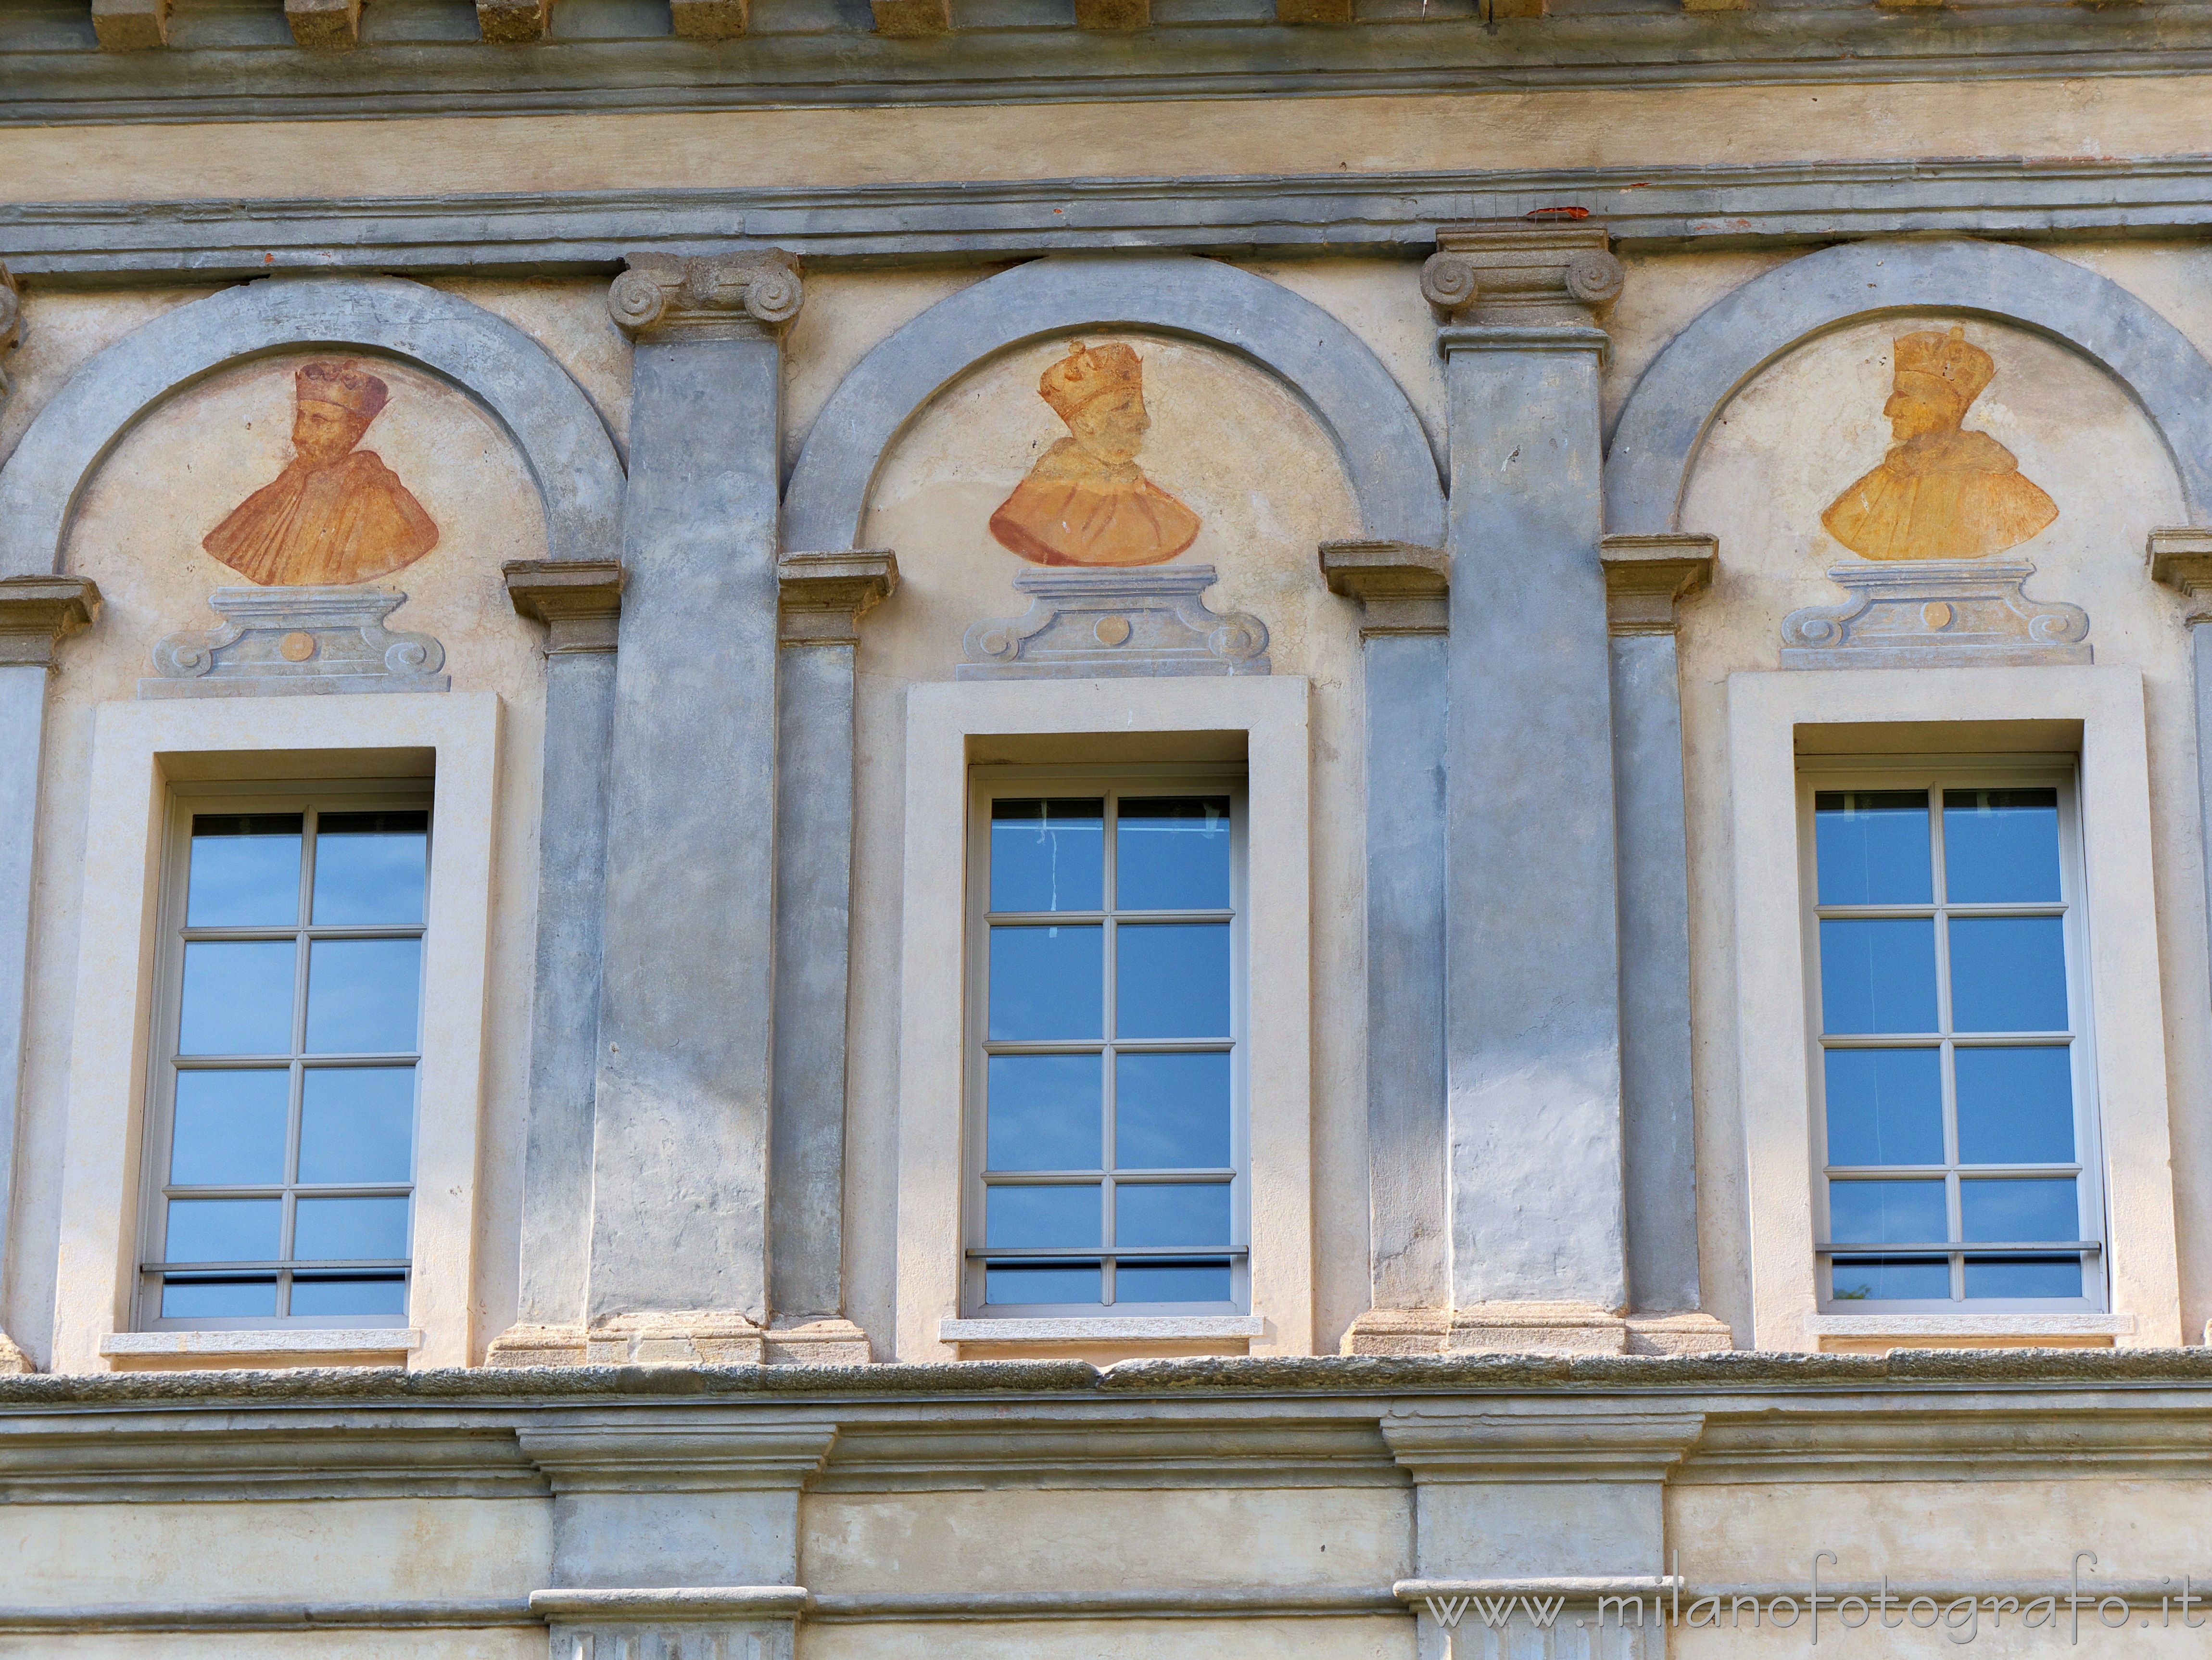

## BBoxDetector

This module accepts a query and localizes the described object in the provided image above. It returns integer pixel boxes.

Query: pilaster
[581,253,800,1364]
[0,575,97,1376]
[1429,220,1633,1348]
[1601,536,1727,1346]
[768,551,897,1365]
[491,561,625,1368]
[1321,542,1453,1342]
[2150,527,2212,1008]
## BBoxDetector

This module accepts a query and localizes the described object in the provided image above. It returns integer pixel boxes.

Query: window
[139,787,430,1329]
[965,769,1246,1316]
[1806,763,2103,1310]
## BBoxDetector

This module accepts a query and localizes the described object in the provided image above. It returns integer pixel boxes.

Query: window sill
[940,1316,1263,1345]
[1806,1313,2133,1338]
[102,1328,424,1359]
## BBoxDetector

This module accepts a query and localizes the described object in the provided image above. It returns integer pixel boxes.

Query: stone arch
[0,275,623,576]
[1605,239,2212,533]
[782,253,1446,552]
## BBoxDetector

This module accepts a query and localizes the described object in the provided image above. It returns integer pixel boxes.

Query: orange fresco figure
[202,359,440,586]
[989,340,1202,568]
[1820,325,2059,562]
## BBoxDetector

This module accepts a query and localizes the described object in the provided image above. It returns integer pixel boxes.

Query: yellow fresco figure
[1820,325,2059,561]
[202,358,440,586]
[989,340,1202,568]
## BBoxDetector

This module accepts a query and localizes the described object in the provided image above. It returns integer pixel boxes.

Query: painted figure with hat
[989,340,1202,568]
[1821,325,2059,562]
[202,358,439,587]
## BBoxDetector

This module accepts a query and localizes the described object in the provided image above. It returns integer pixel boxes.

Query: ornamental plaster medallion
[988,339,1201,569]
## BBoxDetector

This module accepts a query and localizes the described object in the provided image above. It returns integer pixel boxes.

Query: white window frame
[1797,756,2108,1316]
[136,779,434,1332]
[894,676,1312,1360]
[51,693,501,1374]
[962,764,1250,1318]
[1728,666,2182,1351]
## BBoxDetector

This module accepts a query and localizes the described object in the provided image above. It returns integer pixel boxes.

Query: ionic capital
[1422,219,1624,330]
[0,575,100,669]
[505,559,626,654]
[1600,533,1716,636]
[778,550,898,646]
[1319,539,1450,637]
[608,252,805,342]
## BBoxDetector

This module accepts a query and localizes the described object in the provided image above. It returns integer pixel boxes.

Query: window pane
[186,814,302,927]
[1960,1177,2077,1243]
[290,1274,409,1316]
[1827,1178,1947,1245]
[294,1195,412,1261]
[161,1275,277,1318]
[1818,919,1937,1035]
[1822,1048,1942,1166]
[1116,922,1231,1040]
[1115,797,1231,911]
[987,925,1102,1041]
[165,1197,280,1263]
[1964,1255,2083,1299]
[312,811,429,926]
[986,1054,1102,1172]
[984,1183,1101,1248]
[985,1262,1100,1305]
[1115,1181,1232,1248]
[1115,1051,1232,1169]
[1956,1047,2075,1164]
[170,1070,290,1186]
[1948,917,2068,1033]
[1830,1256,1949,1301]
[1943,789,2061,904]
[1115,1259,1233,1303]
[298,1067,416,1184]
[304,938,422,1054]
[990,799,1103,913]
[1814,791,1931,906]
[178,940,296,1056]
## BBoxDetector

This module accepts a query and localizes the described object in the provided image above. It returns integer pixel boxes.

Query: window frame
[1797,753,2109,1316]
[136,777,433,1332]
[961,762,1251,1318]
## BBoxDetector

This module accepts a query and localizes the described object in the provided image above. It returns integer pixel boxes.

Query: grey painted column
[1426,222,1633,1349]
[0,575,99,1375]
[2149,529,2212,1004]
[1319,541,1453,1349]
[490,561,625,1364]
[768,550,895,1365]
[1599,535,1714,1319]
[582,252,804,1362]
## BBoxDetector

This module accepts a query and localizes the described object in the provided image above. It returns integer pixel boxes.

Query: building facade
[2,1,2212,1652]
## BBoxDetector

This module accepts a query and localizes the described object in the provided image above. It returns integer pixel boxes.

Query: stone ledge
[531,1588,811,1620]
[940,1316,1265,1344]
[1808,1313,2136,1337]
[100,1329,423,1356]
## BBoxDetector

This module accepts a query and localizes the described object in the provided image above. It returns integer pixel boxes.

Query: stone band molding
[783,252,1445,557]
[505,558,626,653]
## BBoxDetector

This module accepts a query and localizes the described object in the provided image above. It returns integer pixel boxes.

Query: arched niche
[783,253,1446,554]
[1605,239,2212,535]
[0,276,623,577]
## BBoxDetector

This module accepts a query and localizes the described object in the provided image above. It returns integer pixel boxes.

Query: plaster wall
[0,78,2200,205]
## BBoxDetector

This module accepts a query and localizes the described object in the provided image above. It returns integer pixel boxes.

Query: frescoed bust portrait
[1820,325,2059,562]
[988,340,1202,568]
[202,358,440,586]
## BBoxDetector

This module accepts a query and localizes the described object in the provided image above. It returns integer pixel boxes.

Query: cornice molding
[515,1421,839,1492]
[777,550,897,646]
[607,250,803,341]
[8,6,2212,126]
[1600,532,1717,635]
[504,558,625,654]
[1381,1406,1708,1483]
[1319,539,1450,638]
[0,575,99,668]
[13,158,2212,284]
